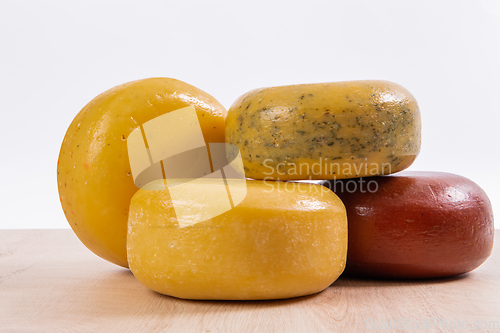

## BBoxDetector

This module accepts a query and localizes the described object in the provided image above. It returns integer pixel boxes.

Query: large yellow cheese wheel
[57,78,226,268]
[226,80,421,180]
[127,180,347,300]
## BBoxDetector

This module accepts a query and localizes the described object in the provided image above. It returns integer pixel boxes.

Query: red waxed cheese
[321,171,494,279]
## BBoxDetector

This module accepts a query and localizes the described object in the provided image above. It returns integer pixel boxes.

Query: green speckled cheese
[226,80,421,180]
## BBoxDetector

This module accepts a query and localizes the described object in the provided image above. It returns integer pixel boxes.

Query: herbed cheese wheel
[127,180,347,300]
[321,172,495,279]
[57,78,226,268]
[226,80,421,180]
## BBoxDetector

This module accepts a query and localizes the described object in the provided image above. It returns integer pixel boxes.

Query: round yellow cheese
[57,78,226,268]
[127,180,347,300]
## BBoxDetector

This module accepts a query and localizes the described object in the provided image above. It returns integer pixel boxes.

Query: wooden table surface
[1,230,499,333]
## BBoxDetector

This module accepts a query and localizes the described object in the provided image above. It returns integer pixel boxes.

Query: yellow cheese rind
[57,78,227,268]
[127,180,347,300]
[225,80,421,180]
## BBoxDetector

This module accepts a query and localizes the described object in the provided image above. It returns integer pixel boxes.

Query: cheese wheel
[321,172,495,279]
[226,80,421,180]
[57,78,226,268]
[127,180,347,300]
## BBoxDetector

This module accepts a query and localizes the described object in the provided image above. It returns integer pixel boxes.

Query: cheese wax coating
[226,80,421,180]
[58,78,226,268]
[127,180,347,300]
[322,172,495,279]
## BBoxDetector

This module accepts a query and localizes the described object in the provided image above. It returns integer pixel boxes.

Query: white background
[0,0,499,228]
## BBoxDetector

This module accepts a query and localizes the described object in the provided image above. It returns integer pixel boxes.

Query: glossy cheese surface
[226,80,421,180]
[322,172,495,279]
[57,78,226,268]
[127,180,347,300]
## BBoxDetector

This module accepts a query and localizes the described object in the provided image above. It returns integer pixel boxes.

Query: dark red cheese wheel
[321,171,494,279]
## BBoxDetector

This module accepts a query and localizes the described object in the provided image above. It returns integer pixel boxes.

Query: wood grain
[0,230,499,333]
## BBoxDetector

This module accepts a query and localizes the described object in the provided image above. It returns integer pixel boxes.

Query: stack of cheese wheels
[58,78,348,300]
[226,80,494,279]
[59,78,494,302]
